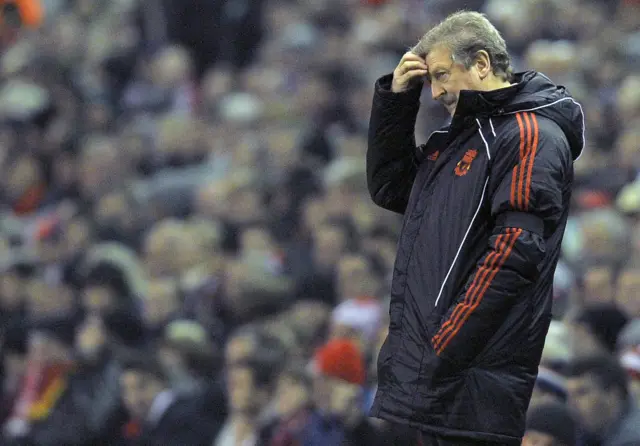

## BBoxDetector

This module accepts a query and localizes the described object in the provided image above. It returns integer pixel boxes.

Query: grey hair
[411,11,513,82]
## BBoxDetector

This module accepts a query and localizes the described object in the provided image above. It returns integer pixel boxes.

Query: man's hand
[391,52,428,93]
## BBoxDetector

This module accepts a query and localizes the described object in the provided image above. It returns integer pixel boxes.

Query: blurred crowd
[0,0,639,445]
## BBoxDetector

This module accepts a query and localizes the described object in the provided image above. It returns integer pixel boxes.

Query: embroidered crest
[454,149,478,176]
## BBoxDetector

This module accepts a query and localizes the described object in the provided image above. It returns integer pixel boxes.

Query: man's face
[143,280,179,327]
[0,272,22,309]
[314,226,347,268]
[274,375,309,417]
[225,335,255,367]
[120,370,159,419]
[522,430,557,446]
[226,365,260,414]
[567,374,619,434]
[82,285,116,313]
[76,316,107,358]
[425,46,483,116]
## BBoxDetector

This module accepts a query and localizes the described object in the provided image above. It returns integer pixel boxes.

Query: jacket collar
[453,72,533,119]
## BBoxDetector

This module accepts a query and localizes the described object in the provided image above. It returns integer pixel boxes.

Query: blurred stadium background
[0,0,639,445]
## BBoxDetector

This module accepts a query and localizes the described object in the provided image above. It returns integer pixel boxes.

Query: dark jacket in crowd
[367,71,585,444]
[14,353,126,446]
[302,411,381,446]
[131,394,216,446]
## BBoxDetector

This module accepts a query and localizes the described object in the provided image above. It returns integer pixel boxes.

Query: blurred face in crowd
[337,255,374,301]
[120,370,165,419]
[522,430,558,446]
[143,280,180,328]
[615,270,640,317]
[241,227,274,255]
[0,271,23,310]
[195,182,229,220]
[26,278,75,318]
[302,198,327,233]
[567,322,608,357]
[76,315,107,359]
[83,285,117,313]
[78,138,122,201]
[313,225,347,270]
[226,364,268,415]
[274,374,310,418]
[94,192,136,233]
[5,156,42,200]
[225,333,256,367]
[143,223,186,277]
[567,373,623,435]
[226,188,265,225]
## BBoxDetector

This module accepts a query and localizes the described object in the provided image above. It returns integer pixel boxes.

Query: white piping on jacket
[502,96,586,161]
[489,118,497,137]
[434,125,491,307]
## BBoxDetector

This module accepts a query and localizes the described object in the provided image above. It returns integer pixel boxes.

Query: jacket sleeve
[430,113,572,364]
[366,73,423,214]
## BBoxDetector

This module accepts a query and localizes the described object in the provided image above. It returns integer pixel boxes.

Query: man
[522,402,578,446]
[119,354,216,446]
[367,11,585,446]
[566,355,640,446]
[216,354,275,446]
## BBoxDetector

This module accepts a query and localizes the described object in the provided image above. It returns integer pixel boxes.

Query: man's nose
[431,83,445,101]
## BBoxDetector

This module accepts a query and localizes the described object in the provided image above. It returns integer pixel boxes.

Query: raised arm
[366,52,428,214]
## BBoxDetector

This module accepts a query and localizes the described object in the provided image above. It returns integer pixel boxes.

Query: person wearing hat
[306,338,382,446]
[523,402,578,446]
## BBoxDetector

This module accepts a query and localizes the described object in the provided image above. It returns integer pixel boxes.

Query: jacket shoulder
[492,113,571,161]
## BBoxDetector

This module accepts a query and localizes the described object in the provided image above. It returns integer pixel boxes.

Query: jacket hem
[370,407,522,446]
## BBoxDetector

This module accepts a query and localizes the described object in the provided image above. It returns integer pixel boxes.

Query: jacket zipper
[434,121,492,307]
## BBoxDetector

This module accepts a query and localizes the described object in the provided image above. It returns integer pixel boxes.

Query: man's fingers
[396,69,428,85]
[399,52,427,65]
[396,60,428,75]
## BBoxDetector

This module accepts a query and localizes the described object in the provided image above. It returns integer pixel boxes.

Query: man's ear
[474,50,492,80]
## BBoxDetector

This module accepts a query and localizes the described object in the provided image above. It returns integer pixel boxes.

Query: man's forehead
[425,46,453,69]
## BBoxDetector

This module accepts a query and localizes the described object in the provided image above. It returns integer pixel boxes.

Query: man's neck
[485,78,513,91]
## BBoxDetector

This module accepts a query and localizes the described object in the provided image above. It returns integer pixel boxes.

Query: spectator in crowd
[566,355,640,446]
[306,338,379,446]
[523,402,578,446]
[257,362,314,445]
[6,312,139,446]
[217,353,277,446]
[119,353,217,446]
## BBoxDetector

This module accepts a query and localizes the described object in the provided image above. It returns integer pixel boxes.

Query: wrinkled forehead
[424,45,454,70]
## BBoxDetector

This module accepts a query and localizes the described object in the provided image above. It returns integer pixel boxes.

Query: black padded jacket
[367,71,585,445]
